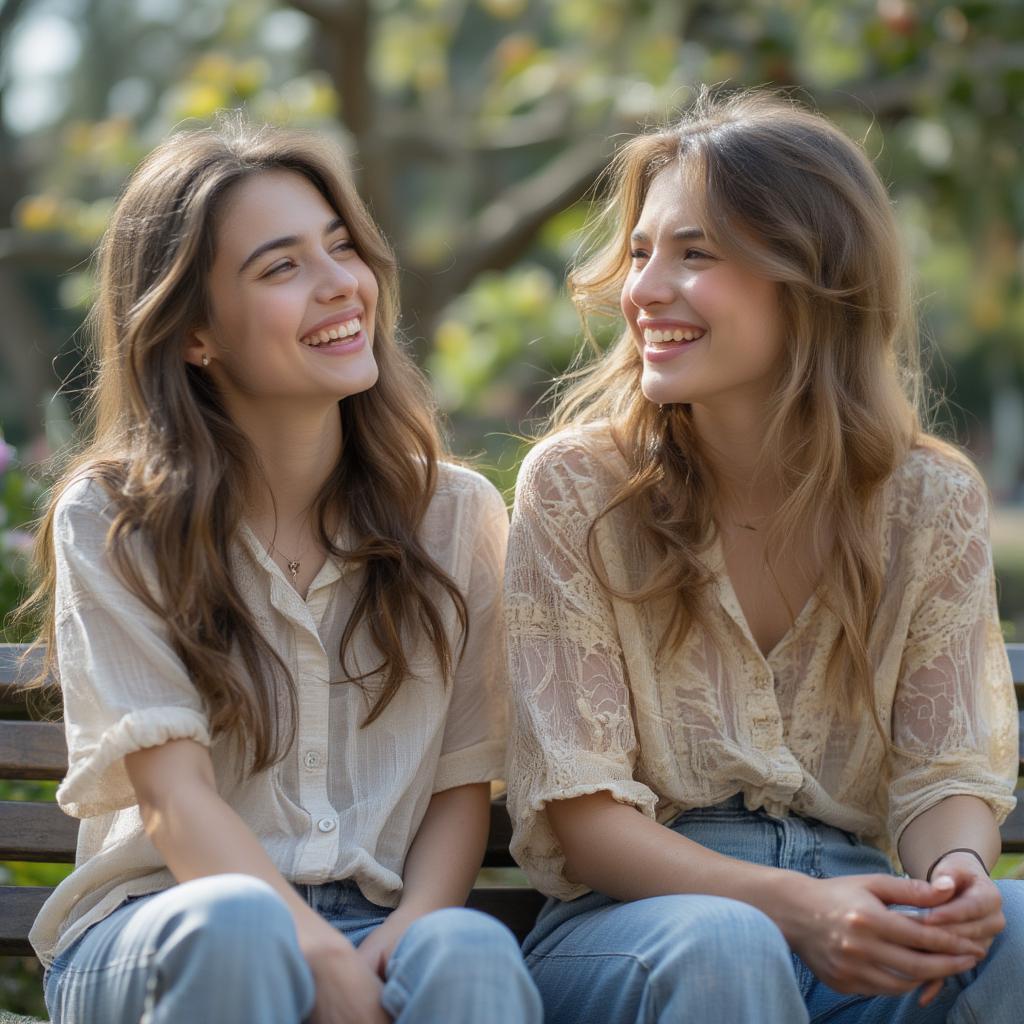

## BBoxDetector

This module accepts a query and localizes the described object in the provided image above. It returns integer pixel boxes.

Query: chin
[641,370,692,407]
[340,360,379,399]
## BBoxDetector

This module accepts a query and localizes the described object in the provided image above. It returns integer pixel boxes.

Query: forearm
[548,792,813,943]
[127,742,340,949]
[897,794,1001,880]
[395,782,491,916]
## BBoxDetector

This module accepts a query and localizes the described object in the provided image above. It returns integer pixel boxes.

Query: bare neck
[233,399,343,530]
[690,400,781,519]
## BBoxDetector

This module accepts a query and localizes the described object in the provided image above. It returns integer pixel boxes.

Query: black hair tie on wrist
[925,847,989,883]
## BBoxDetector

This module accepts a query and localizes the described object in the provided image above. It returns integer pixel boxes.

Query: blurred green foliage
[0,440,40,643]
[4,0,1024,468]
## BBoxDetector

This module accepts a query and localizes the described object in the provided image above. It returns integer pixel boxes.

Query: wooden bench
[3,642,1024,961]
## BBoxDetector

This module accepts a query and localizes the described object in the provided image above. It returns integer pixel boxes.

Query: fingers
[865,874,955,909]
[924,884,1002,929]
[939,915,1002,947]
[874,908,987,959]
[871,941,978,983]
[918,978,943,1007]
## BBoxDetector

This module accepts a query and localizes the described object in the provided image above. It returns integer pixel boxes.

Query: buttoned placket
[706,540,804,798]
[242,525,348,880]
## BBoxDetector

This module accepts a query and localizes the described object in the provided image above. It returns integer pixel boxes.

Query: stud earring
[201,353,210,367]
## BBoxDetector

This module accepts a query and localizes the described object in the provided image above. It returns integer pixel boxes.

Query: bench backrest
[2,642,1023,955]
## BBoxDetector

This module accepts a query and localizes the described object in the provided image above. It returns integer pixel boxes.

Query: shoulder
[429,461,508,541]
[516,423,625,504]
[52,472,121,544]
[434,461,506,515]
[887,442,989,533]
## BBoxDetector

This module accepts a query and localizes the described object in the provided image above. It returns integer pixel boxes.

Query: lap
[45,875,312,1024]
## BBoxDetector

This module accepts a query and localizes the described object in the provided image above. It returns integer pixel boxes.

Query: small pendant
[287,560,300,578]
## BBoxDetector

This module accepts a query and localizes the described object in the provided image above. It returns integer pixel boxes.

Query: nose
[314,252,359,302]
[626,253,674,310]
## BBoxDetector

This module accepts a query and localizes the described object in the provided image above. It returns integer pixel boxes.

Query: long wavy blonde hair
[550,87,960,718]
[18,117,466,771]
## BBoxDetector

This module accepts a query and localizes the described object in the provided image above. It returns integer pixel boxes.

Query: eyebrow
[238,216,348,274]
[630,226,705,243]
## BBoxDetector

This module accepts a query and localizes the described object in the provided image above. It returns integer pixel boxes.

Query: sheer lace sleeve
[505,434,657,898]
[888,465,1018,847]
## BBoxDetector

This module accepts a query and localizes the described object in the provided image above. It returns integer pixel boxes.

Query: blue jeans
[523,795,1024,1023]
[44,873,542,1024]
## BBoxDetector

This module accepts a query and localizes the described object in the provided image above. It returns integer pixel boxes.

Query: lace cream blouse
[505,426,1018,900]
[31,463,508,966]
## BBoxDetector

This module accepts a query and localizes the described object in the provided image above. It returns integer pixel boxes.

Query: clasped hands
[788,851,1003,1007]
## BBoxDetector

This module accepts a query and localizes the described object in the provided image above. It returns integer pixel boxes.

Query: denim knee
[386,908,542,1023]
[44,874,315,1024]
[157,874,295,953]
[644,894,792,972]
[392,907,523,970]
[986,879,1024,968]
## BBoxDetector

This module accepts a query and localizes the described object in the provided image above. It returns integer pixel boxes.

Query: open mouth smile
[300,316,363,347]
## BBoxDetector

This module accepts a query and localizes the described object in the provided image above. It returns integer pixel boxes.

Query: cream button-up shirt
[505,427,1018,900]
[31,463,508,966]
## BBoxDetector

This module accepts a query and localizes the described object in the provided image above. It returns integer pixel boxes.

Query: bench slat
[0,797,514,869]
[0,886,50,956]
[0,801,77,862]
[0,884,544,956]
[468,887,546,942]
[998,799,1024,854]
[0,721,67,780]
[1009,644,1024,685]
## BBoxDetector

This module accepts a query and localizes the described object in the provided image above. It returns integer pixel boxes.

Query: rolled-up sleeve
[888,468,1018,848]
[505,437,657,899]
[53,479,210,819]
[432,475,509,792]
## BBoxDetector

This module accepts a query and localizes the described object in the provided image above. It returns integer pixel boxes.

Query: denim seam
[382,970,413,1018]
[527,950,652,969]
[951,991,983,1024]
[808,993,863,1023]
[49,950,153,976]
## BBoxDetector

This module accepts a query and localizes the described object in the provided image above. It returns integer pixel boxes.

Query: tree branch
[283,0,354,29]
[440,135,612,299]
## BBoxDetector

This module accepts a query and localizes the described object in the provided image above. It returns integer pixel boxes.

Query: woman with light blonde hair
[20,117,541,1024]
[505,87,1022,1023]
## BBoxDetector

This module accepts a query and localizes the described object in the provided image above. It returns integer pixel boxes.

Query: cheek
[620,284,639,335]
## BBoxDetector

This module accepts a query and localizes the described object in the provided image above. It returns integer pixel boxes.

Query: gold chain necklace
[261,534,308,580]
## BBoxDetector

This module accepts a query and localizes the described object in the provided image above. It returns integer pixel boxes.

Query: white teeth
[301,318,362,346]
[643,326,704,345]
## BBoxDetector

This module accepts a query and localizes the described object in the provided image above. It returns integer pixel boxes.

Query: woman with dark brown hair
[21,117,540,1024]
[505,88,1022,1023]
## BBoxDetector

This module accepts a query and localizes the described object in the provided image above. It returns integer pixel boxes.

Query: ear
[183,327,213,368]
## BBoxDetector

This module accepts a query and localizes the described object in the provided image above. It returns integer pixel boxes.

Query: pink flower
[0,441,14,476]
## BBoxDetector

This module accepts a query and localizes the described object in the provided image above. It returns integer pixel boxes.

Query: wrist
[749,868,817,944]
[295,909,354,960]
[926,848,989,882]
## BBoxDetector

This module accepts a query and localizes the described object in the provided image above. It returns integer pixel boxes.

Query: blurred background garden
[1,0,1023,1014]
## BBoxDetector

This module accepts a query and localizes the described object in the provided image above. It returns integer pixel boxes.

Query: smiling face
[621,163,785,411]
[190,169,380,416]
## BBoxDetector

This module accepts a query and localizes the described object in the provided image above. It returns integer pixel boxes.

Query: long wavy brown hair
[549,87,964,720]
[18,116,467,771]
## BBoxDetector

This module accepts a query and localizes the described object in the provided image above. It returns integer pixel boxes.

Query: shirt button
[317,817,337,834]
[303,750,322,770]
